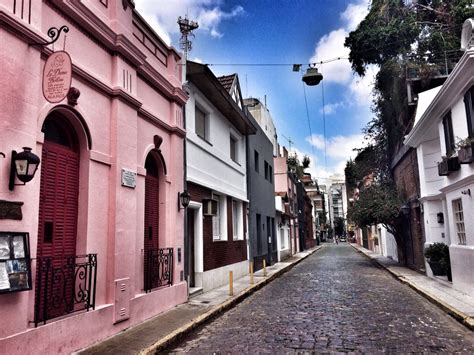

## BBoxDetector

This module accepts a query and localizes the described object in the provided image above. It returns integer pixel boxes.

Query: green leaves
[347,182,402,228]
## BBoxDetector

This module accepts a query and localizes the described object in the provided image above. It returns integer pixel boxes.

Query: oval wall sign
[42,51,72,103]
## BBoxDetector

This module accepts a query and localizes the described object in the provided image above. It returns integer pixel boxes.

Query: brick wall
[392,148,425,270]
[188,182,247,272]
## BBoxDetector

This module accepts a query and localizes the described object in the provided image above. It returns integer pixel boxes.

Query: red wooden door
[144,157,160,290]
[36,140,79,320]
[38,142,79,258]
[144,173,159,251]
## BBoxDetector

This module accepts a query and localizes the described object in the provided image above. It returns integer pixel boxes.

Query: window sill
[197,135,213,146]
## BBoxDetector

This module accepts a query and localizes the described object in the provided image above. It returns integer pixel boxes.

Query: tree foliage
[347,183,402,235]
[345,0,473,76]
[287,153,310,179]
[344,0,473,264]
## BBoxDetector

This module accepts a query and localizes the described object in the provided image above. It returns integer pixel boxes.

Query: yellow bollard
[249,261,254,285]
[229,271,233,296]
[263,259,267,277]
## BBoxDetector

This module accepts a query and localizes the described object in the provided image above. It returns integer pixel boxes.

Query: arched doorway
[144,152,160,252]
[36,110,80,322]
[144,152,160,291]
[142,149,172,292]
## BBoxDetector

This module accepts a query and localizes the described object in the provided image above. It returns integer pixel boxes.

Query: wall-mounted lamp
[461,188,471,196]
[278,222,283,228]
[436,212,444,224]
[178,190,191,211]
[9,147,40,191]
[400,203,410,217]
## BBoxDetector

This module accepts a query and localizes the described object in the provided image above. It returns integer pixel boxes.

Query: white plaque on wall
[121,169,137,188]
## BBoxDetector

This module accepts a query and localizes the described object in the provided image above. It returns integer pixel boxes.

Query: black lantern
[9,147,41,191]
[178,190,191,211]
[400,203,410,217]
[302,67,323,86]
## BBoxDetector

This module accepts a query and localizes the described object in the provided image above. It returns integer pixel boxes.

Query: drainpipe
[182,65,189,294]
[245,133,251,264]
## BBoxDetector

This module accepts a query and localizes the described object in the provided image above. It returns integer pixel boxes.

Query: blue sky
[135,0,377,183]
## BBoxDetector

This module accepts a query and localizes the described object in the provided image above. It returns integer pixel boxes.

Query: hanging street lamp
[302,67,323,86]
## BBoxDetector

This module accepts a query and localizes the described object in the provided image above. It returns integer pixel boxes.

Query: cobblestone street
[168,244,474,353]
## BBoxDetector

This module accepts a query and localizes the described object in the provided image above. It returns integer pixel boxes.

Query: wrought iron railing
[34,254,97,327]
[144,248,173,292]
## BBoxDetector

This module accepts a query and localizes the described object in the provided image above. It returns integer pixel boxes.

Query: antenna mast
[177,15,199,59]
[281,134,294,153]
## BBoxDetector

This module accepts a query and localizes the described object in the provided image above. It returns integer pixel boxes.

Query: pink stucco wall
[0,1,187,352]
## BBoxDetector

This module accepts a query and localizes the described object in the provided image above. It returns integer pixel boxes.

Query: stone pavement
[351,243,474,330]
[76,245,322,355]
[168,243,474,353]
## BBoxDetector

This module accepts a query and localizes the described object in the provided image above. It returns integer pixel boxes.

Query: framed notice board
[0,232,32,293]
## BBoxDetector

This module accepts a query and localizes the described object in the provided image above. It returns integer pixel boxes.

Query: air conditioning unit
[203,199,218,216]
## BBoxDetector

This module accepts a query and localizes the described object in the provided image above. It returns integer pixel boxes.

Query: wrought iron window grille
[33,254,97,327]
[143,248,173,293]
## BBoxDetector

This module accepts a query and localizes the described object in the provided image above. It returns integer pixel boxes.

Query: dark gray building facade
[246,114,277,270]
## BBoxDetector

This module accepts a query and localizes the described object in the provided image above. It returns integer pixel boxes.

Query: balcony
[34,254,97,327]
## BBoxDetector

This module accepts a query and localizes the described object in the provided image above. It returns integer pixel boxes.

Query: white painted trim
[188,201,204,276]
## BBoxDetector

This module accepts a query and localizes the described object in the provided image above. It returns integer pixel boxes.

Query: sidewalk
[351,243,474,331]
[76,245,324,355]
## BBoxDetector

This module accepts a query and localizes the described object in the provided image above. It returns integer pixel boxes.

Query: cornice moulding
[0,8,45,47]
[138,108,186,138]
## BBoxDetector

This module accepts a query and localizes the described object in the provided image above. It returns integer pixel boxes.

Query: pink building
[274,147,299,256]
[0,1,187,353]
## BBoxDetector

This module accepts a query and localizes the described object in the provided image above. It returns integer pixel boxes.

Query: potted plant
[424,243,451,279]
[437,155,461,176]
[456,137,474,164]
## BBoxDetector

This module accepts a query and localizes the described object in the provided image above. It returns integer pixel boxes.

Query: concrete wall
[0,1,187,352]
[247,120,277,266]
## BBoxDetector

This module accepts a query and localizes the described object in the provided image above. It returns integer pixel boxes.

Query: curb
[139,245,324,354]
[350,244,474,331]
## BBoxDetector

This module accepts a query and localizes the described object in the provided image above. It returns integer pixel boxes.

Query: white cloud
[192,57,204,64]
[321,101,345,115]
[310,29,352,85]
[341,1,370,31]
[306,133,367,160]
[349,64,378,103]
[307,0,377,111]
[305,134,325,150]
[134,0,244,46]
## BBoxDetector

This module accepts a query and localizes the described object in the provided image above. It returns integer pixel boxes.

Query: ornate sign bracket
[30,26,69,47]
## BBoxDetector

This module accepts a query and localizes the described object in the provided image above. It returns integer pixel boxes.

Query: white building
[244,97,278,157]
[185,62,257,292]
[404,18,474,295]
